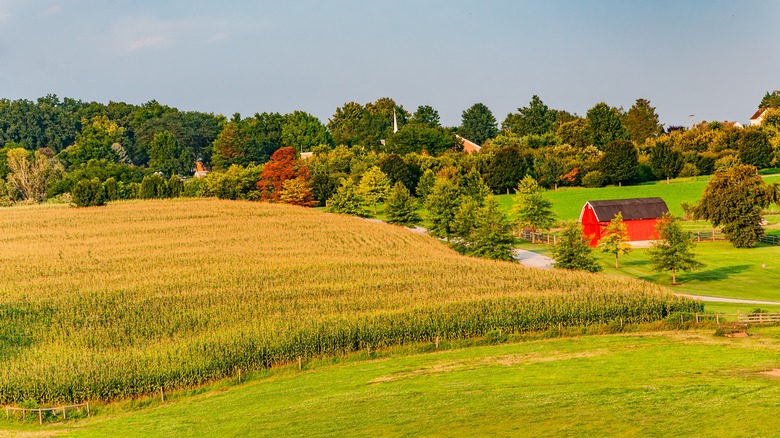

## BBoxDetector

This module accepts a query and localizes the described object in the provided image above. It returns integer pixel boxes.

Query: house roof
[582,197,669,222]
[750,108,767,121]
[455,135,482,153]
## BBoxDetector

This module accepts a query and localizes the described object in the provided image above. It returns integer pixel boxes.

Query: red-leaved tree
[256,147,315,205]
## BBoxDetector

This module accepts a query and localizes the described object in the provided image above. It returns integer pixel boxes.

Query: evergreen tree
[597,212,632,268]
[622,98,663,144]
[552,222,601,272]
[425,177,462,240]
[459,103,498,145]
[385,181,420,226]
[451,196,514,261]
[416,168,436,198]
[648,213,703,284]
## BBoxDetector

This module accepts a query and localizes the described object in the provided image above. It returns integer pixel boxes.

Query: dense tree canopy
[586,103,628,149]
[502,95,556,136]
[692,164,774,248]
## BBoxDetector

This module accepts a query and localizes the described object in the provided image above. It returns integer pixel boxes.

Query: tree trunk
[671,270,677,285]
[615,254,619,269]
[373,202,377,216]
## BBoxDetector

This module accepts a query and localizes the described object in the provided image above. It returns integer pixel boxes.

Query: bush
[71,178,106,207]
[167,175,184,198]
[103,177,119,201]
[581,170,607,188]
[140,174,167,199]
[182,177,210,198]
[678,163,700,178]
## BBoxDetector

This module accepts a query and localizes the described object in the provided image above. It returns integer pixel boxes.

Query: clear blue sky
[0,0,777,128]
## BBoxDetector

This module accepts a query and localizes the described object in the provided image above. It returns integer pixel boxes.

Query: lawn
[498,174,780,222]
[6,328,780,437]
[517,241,780,306]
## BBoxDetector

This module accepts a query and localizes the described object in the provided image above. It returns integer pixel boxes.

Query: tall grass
[0,199,699,403]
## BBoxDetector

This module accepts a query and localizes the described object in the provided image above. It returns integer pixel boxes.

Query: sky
[0,0,778,128]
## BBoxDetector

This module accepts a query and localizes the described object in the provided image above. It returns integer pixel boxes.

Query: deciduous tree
[598,212,632,268]
[586,102,628,149]
[511,175,557,243]
[600,140,638,185]
[358,166,391,216]
[326,178,367,217]
[148,131,190,177]
[692,164,774,247]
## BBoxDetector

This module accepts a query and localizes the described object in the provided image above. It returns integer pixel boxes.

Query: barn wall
[580,205,604,247]
[625,219,660,241]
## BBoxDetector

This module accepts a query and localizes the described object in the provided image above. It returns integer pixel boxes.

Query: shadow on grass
[682,265,751,283]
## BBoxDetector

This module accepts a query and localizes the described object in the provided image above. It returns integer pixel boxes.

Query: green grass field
[5,328,780,437]
[499,174,780,222]
[518,241,780,309]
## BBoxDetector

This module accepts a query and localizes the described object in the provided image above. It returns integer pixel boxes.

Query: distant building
[456,135,482,154]
[750,108,768,126]
[194,160,209,178]
[300,152,314,160]
[580,197,669,247]
[721,121,743,129]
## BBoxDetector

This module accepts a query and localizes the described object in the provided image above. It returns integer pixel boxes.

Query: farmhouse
[750,108,768,126]
[580,197,669,247]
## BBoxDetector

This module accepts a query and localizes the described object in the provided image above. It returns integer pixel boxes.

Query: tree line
[1,92,779,209]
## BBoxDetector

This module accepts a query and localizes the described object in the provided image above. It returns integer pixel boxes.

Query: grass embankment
[0,199,697,404]
[8,328,780,436]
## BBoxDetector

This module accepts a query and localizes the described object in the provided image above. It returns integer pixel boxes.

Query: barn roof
[582,197,669,222]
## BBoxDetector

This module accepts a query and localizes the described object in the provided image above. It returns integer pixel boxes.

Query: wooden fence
[5,402,90,425]
[692,312,780,325]
[518,229,779,246]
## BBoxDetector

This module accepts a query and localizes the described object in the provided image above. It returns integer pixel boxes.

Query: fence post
[695,314,699,324]
[160,386,165,403]
[63,406,66,420]
[86,402,90,417]
[38,409,42,425]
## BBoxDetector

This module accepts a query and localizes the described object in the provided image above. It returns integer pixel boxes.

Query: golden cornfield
[0,199,699,403]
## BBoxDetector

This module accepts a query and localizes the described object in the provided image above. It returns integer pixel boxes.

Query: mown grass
[499,174,780,222]
[517,241,780,306]
[0,199,696,404]
[7,328,780,437]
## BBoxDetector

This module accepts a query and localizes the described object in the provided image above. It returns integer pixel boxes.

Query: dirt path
[512,249,555,269]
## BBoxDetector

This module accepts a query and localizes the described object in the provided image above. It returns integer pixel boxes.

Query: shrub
[140,174,167,199]
[103,177,119,201]
[678,163,700,178]
[71,178,106,207]
[581,170,606,188]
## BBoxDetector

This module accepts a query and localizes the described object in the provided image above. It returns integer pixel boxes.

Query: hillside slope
[0,199,697,403]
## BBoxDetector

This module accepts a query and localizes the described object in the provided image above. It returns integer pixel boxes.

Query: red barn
[579,197,669,247]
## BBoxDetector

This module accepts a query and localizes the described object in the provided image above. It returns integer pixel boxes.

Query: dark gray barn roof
[584,197,669,222]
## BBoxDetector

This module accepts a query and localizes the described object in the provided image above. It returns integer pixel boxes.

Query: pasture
[0,199,697,404]
[498,174,780,222]
[6,328,780,436]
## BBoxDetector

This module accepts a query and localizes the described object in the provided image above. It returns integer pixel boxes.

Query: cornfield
[0,199,700,404]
